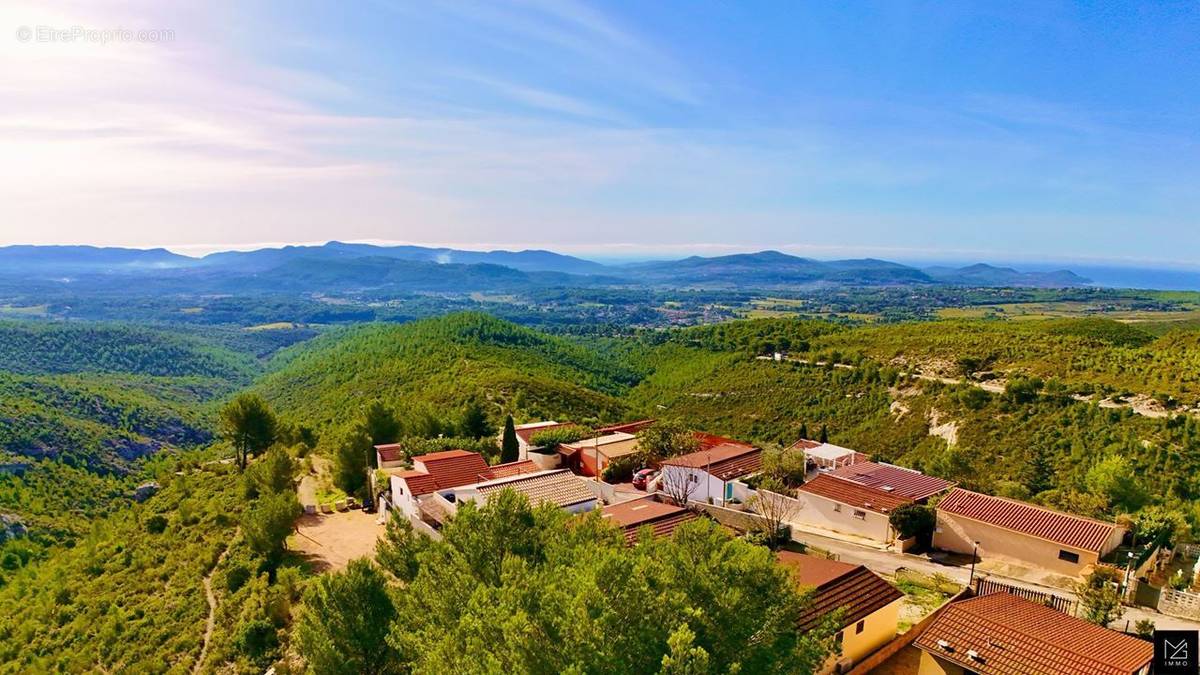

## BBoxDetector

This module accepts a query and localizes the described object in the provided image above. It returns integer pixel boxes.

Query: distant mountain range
[0,242,1095,291]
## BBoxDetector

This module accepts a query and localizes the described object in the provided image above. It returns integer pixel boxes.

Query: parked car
[632,468,659,491]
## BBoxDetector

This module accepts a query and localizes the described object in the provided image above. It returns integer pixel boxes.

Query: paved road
[793,528,1200,632]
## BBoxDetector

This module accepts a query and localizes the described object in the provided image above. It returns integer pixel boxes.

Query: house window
[834,631,843,645]
[855,620,865,634]
[833,503,842,512]
[852,509,867,520]
[1058,550,1080,564]
[687,474,698,484]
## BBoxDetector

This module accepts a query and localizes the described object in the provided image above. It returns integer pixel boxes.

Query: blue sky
[2,1,1198,266]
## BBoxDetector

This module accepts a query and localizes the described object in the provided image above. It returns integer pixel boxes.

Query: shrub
[144,515,168,534]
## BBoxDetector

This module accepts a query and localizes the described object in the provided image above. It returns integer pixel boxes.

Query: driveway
[792,528,1200,632]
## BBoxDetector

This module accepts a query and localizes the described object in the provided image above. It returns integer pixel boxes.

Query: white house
[385,449,536,518]
[659,443,761,506]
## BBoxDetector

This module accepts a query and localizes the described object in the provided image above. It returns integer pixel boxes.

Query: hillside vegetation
[255,313,639,430]
[808,318,1200,405]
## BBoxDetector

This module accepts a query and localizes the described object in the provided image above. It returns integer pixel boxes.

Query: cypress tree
[501,414,519,463]
[818,424,828,444]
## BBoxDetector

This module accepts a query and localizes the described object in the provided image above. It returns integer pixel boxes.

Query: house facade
[792,474,912,545]
[934,488,1125,577]
[778,552,904,674]
[659,442,761,506]
[385,449,537,518]
[915,592,1152,675]
[560,431,639,477]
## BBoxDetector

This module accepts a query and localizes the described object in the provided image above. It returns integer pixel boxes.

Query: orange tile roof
[915,593,1153,675]
[661,444,762,480]
[693,432,755,452]
[827,461,954,501]
[601,497,698,545]
[797,474,912,514]
[938,488,1120,553]
[476,469,595,508]
[480,459,538,480]
[777,552,904,632]
[394,469,439,496]
[412,450,491,493]
[595,419,656,434]
[374,443,405,463]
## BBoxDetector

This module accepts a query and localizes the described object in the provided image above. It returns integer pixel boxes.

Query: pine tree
[1023,445,1055,496]
[500,414,519,464]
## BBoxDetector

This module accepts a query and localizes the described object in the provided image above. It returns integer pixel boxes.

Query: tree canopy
[303,490,836,674]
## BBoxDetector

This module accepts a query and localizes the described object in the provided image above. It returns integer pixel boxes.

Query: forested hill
[254,313,640,431]
[2,312,1200,672]
[0,321,316,469]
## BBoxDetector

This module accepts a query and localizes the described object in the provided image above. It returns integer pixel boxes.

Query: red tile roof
[475,469,596,508]
[480,459,538,480]
[412,450,491,493]
[693,432,755,452]
[394,469,439,496]
[777,552,904,632]
[797,474,912,514]
[601,496,699,544]
[374,443,404,463]
[826,461,954,501]
[595,419,656,435]
[661,444,762,480]
[915,592,1153,675]
[788,438,821,450]
[937,488,1120,553]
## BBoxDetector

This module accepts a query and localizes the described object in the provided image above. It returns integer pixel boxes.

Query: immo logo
[1156,630,1199,675]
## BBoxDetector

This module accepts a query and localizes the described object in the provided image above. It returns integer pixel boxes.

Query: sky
[1,1,1198,267]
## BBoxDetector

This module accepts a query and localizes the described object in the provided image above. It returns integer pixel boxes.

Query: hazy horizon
[3,2,1199,267]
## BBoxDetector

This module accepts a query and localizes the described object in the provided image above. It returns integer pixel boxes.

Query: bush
[144,515,168,534]
[601,455,638,483]
[529,425,593,448]
[236,618,278,660]
[224,560,253,593]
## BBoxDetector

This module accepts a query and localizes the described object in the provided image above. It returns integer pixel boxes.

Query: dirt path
[194,540,233,674]
[297,455,331,509]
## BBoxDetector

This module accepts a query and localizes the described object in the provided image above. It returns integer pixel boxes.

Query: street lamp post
[968,541,980,589]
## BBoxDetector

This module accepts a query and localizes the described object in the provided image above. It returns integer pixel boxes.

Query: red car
[632,468,659,491]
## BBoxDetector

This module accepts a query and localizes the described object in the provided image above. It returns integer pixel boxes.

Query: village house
[430,469,599,524]
[792,474,913,546]
[373,442,406,469]
[658,436,761,506]
[600,495,698,545]
[384,449,536,518]
[559,431,640,477]
[933,488,1126,577]
[824,460,954,503]
[915,592,1153,675]
[778,551,904,674]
